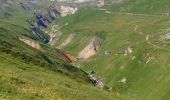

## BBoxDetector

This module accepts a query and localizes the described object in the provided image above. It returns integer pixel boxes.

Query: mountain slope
[0,1,117,100]
[2,0,170,99]
[0,19,116,100]
[56,0,170,100]
[0,53,116,100]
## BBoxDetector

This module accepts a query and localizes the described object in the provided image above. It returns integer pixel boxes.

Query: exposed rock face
[88,72,104,89]
[49,25,62,46]
[160,33,170,40]
[78,36,103,59]
[19,38,44,52]
[60,5,78,17]
[97,0,105,7]
[24,0,60,43]
[0,0,7,5]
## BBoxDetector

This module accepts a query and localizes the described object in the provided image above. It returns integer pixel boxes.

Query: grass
[2,0,170,99]
[105,0,170,14]
[0,53,116,100]
[0,1,117,99]
[56,0,170,99]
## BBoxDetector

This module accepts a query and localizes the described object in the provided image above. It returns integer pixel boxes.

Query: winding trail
[111,12,166,17]
[99,8,169,17]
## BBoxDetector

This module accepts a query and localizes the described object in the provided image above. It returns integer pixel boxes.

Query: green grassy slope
[0,1,117,100]
[0,8,89,86]
[106,0,170,14]
[0,53,116,100]
[57,0,170,99]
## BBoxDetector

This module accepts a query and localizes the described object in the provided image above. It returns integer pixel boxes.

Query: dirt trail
[78,36,103,59]
[102,10,167,17]
[113,12,163,17]
[58,33,76,49]
[19,37,44,52]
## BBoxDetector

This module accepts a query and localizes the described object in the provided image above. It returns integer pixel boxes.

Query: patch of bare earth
[78,36,103,59]
[19,37,44,52]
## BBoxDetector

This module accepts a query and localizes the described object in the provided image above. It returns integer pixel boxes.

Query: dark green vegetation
[57,0,170,100]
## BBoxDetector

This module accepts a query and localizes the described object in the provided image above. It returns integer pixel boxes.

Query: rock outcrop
[49,25,62,46]
[78,36,103,59]
[97,0,105,7]
[60,5,78,17]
